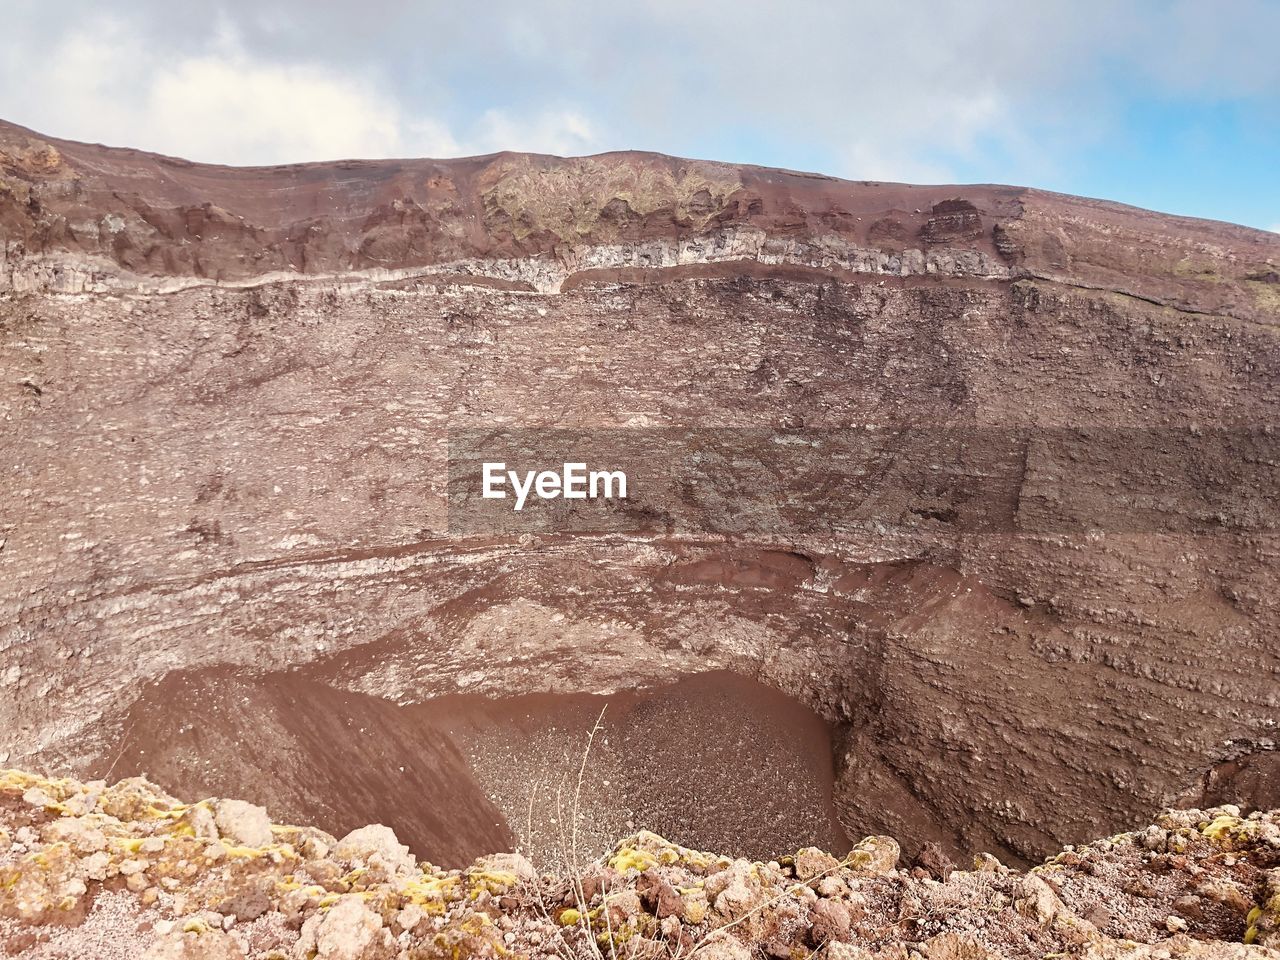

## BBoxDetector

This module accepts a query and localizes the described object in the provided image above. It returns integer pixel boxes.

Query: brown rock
[917,933,999,960]
[213,799,273,849]
[604,889,644,927]
[333,824,416,877]
[847,837,899,875]
[914,841,955,881]
[637,869,684,919]
[695,936,752,960]
[1194,878,1253,914]
[807,898,853,945]
[42,817,107,854]
[1015,874,1065,924]
[795,847,841,881]
[218,885,272,923]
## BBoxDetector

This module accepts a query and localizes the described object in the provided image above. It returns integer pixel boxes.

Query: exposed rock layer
[1,121,1278,868]
[3,118,1278,320]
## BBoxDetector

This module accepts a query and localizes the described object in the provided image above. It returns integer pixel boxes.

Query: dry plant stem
[536,703,841,960]
[102,719,136,782]
[525,779,579,960]
[525,707,612,960]
[570,707,609,958]
[572,707,608,874]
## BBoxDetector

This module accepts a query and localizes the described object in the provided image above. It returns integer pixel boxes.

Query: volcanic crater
[1,118,1278,876]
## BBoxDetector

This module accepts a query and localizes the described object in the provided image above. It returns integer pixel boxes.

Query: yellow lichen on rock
[0,141,65,177]
[1201,814,1241,840]
[1247,872,1280,948]
[0,842,87,923]
[844,835,900,875]
[608,830,720,876]
[399,873,461,915]
[480,155,744,242]
[2,768,1280,959]
[465,868,519,899]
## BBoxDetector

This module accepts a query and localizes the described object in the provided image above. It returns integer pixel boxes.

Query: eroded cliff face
[1,119,1278,871]
[3,117,1278,318]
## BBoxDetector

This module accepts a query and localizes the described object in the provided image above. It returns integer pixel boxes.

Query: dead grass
[518,703,857,960]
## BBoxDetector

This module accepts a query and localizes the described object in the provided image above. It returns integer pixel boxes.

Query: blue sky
[1,0,1277,231]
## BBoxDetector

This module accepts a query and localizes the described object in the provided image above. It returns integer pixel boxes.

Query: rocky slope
[1,119,1279,871]
[3,769,1280,959]
[2,118,1277,319]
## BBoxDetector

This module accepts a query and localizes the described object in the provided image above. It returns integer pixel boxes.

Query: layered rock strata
[1,119,1278,867]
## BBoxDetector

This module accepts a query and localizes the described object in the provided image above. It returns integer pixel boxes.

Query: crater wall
[1,120,1278,865]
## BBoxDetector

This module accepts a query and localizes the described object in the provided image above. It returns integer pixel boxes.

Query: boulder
[795,847,841,881]
[333,824,416,877]
[213,799,273,848]
[295,894,393,960]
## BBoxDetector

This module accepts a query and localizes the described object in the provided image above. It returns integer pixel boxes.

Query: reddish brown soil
[85,669,514,868]
[84,671,847,868]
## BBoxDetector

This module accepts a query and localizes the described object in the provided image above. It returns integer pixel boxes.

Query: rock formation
[1,116,1278,892]
[3,769,1280,959]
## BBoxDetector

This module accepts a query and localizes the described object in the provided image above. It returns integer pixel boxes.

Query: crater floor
[86,671,848,868]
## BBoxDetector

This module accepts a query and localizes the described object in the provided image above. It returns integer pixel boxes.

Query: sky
[1,0,1278,232]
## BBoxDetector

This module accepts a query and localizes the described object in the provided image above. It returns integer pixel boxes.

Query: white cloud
[0,5,1045,174]
[146,55,422,164]
[0,0,1275,221]
[470,109,597,158]
[0,19,597,165]
[3,22,417,164]
[836,91,1009,183]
